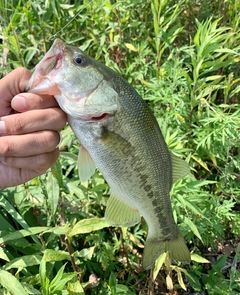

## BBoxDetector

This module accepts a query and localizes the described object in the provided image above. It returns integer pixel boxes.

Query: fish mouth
[71,112,113,122]
[90,113,108,121]
[27,39,118,121]
[40,38,65,75]
[26,39,66,94]
[27,39,104,101]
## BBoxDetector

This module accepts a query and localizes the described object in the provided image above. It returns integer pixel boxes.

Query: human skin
[0,67,67,188]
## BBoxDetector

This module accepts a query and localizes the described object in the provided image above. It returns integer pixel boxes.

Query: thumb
[0,68,32,115]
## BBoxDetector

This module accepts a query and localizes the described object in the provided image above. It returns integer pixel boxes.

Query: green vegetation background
[0,0,239,294]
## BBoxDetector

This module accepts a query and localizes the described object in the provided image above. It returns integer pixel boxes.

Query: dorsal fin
[171,153,190,183]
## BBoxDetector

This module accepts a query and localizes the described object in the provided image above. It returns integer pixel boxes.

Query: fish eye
[73,55,86,66]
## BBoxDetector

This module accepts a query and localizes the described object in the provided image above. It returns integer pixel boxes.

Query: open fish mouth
[40,53,62,76]
[40,39,66,75]
[90,113,108,120]
[26,39,66,94]
[27,38,119,122]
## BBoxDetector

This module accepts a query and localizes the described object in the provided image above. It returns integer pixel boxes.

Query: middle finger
[1,108,66,135]
[0,130,60,157]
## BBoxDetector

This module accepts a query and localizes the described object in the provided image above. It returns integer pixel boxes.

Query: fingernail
[11,95,26,112]
[0,121,6,135]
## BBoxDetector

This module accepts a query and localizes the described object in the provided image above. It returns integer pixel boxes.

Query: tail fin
[142,231,190,270]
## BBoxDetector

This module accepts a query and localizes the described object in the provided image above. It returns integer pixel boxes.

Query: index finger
[11,92,59,112]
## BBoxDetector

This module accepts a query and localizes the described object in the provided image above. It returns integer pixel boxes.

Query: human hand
[0,67,67,188]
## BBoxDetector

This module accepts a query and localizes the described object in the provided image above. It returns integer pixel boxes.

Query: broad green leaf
[51,159,64,188]
[0,270,28,295]
[67,183,86,200]
[0,227,49,244]
[68,280,85,295]
[39,257,47,292]
[3,254,42,271]
[108,272,116,294]
[60,151,78,163]
[184,217,203,242]
[205,75,223,81]
[215,48,238,54]
[73,247,95,260]
[176,194,207,220]
[0,210,15,231]
[21,282,41,295]
[49,264,66,289]
[0,247,9,262]
[24,47,38,66]
[43,249,70,262]
[0,196,32,230]
[50,269,76,293]
[116,284,131,293]
[68,218,108,237]
[46,172,60,217]
[44,225,70,236]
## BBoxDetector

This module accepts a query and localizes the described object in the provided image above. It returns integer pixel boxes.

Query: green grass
[0,0,240,294]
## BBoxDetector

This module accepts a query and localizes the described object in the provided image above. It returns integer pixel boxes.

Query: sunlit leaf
[191,253,210,263]
[191,155,211,172]
[0,270,28,295]
[166,274,173,291]
[0,227,50,244]
[3,254,42,271]
[0,247,9,262]
[43,249,70,262]
[125,43,138,52]
[68,280,85,294]
[68,218,108,237]
[153,252,167,280]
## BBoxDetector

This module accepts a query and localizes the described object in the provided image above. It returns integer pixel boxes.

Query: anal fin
[78,146,96,182]
[105,195,141,227]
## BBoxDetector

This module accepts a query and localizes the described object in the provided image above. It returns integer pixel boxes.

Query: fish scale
[27,38,191,269]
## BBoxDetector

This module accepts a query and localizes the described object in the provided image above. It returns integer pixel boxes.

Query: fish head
[27,39,119,120]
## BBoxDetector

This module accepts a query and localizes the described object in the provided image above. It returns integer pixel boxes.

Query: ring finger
[0,130,61,157]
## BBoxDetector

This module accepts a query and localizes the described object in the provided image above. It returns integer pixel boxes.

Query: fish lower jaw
[70,111,116,123]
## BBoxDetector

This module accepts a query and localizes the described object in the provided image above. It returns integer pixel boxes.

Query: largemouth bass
[27,39,190,269]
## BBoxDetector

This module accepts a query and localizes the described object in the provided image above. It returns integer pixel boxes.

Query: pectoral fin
[171,153,190,183]
[78,146,96,182]
[105,195,141,227]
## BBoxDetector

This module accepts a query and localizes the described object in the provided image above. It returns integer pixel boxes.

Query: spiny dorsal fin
[105,195,141,227]
[78,146,96,182]
[171,153,190,184]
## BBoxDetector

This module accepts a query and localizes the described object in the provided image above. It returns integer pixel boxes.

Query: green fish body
[27,39,190,269]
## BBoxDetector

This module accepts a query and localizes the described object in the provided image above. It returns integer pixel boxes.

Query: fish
[26,38,191,269]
